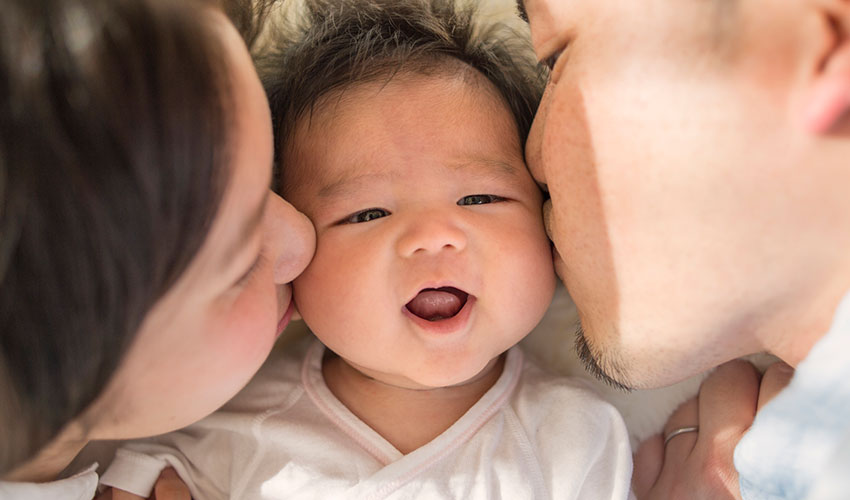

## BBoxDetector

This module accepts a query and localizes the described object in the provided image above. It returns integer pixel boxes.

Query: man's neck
[764,270,850,367]
[322,353,504,455]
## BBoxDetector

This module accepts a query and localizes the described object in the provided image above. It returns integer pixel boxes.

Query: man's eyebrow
[220,189,270,266]
[516,0,528,23]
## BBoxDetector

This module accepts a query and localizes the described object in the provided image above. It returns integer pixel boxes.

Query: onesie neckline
[301,339,523,468]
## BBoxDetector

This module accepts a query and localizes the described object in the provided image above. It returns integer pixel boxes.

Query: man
[520,0,850,499]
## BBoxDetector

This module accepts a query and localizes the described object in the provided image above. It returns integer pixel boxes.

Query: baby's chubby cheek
[288,248,358,331]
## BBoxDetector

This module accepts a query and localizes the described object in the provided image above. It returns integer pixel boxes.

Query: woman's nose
[395,213,467,257]
[264,192,316,284]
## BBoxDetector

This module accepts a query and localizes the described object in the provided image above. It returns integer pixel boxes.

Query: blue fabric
[735,292,850,500]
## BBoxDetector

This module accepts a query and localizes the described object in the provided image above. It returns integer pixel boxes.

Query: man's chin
[574,322,635,392]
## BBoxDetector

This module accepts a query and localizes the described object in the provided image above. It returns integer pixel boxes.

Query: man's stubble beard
[575,322,634,392]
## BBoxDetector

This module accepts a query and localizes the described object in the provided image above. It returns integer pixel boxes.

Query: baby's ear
[803,0,850,133]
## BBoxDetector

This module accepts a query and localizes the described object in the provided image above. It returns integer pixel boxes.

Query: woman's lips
[276,300,296,338]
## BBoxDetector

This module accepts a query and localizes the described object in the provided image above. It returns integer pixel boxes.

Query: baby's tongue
[406,289,463,321]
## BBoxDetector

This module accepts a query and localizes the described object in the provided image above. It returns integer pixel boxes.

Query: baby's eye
[344,208,390,224]
[457,194,504,206]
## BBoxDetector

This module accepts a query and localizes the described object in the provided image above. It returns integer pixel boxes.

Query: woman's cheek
[223,279,280,362]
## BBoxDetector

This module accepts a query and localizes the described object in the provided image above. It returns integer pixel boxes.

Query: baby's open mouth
[405,287,469,321]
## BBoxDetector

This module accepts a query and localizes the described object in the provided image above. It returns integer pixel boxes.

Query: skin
[282,70,555,452]
[9,11,316,483]
[520,0,850,497]
[522,0,850,390]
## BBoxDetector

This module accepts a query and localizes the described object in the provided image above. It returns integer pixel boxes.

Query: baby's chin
[407,355,502,390]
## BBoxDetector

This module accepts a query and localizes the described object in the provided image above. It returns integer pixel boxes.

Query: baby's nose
[395,215,467,257]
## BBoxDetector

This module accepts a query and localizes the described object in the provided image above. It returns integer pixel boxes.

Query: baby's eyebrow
[449,158,521,181]
[317,158,520,199]
[318,170,397,199]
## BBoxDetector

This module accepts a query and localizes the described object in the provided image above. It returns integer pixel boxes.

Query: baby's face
[283,71,555,389]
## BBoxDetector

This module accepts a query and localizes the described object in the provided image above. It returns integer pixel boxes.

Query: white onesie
[101,338,634,499]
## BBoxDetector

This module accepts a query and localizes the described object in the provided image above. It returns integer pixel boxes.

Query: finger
[632,434,664,499]
[692,360,760,498]
[662,396,699,436]
[152,468,191,500]
[662,397,700,463]
[109,488,146,500]
[697,360,760,440]
[94,488,114,500]
[757,361,794,411]
[652,396,700,495]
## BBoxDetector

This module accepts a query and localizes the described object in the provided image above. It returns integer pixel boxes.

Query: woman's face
[82,14,315,440]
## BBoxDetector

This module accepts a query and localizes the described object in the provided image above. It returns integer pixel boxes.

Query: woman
[0,0,314,496]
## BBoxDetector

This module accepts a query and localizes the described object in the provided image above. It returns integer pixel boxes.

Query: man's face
[523,0,840,388]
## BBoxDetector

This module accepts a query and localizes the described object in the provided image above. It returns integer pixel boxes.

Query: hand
[94,468,191,500]
[632,360,794,499]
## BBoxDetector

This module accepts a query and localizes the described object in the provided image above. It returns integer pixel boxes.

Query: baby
[99,1,633,498]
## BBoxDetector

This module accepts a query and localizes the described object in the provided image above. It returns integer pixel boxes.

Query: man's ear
[804,0,850,133]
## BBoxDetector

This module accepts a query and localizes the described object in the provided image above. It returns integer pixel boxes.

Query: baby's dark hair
[256,0,545,182]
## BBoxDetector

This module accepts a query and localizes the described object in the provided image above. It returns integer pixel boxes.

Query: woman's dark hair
[219,0,277,51]
[256,0,546,182]
[0,0,233,472]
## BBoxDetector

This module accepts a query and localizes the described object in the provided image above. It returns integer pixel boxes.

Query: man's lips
[542,199,554,241]
[551,246,567,283]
